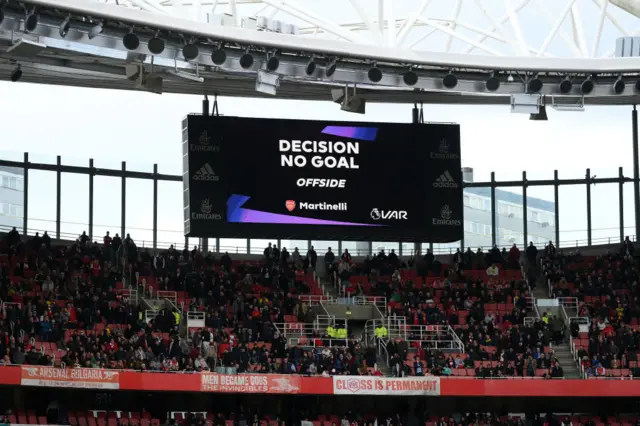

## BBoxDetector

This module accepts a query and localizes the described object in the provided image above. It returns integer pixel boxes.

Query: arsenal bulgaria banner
[21,366,120,389]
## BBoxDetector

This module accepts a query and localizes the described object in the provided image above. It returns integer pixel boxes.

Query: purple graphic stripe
[321,126,378,141]
[227,194,382,227]
[233,209,382,226]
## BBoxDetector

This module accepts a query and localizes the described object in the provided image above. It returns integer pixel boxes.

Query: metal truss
[107,0,640,59]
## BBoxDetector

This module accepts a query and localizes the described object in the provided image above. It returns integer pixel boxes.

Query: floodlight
[88,22,103,39]
[239,50,254,69]
[486,73,500,92]
[211,47,226,65]
[305,58,316,76]
[325,59,337,77]
[443,72,457,89]
[123,31,140,51]
[613,77,625,94]
[581,77,594,95]
[25,11,38,33]
[403,70,418,86]
[368,65,382,83]
[559,77,572,94]
[183,43,199,61]
[266,53,280,72]
[59,15,71,38]
[148,33,165,55]
[528,75,543,93]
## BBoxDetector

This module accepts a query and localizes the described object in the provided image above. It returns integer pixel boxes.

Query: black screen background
[185,115,462,242]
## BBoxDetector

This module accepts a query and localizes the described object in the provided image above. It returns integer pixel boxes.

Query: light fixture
[183,42,199,61]
[613,76,625,94]
[10,65,22,82]
[305,58,316,76]
[211,46,226,65]
[485,72,500,92]
[528,75,543,93]
[559,77,572,94]
[266,53,280,72]
[148,32,165,55]
[581,77,594,95]
[368,64,382,83]
[24,10,38,33]
[88,21,103,39]
[122,30,139,51]
[325,58,337,77]
[239,49,254,69]
[403,70,418,86]
[59,14,71,38]
[443,71,457,89]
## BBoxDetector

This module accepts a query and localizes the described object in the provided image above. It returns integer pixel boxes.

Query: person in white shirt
[486,263,500,277]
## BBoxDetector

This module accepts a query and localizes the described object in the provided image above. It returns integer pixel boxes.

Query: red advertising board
[20,366,120,389]
[0,366,637,397]
[200,374,300,393]
[333,376,440,396]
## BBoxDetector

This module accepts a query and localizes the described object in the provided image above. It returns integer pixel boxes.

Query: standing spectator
[306,246,317,271]
[526,242,538,266]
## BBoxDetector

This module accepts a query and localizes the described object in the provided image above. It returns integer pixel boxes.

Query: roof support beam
[504,0,529,55]
[570,2,589,57]
[463,0,530,54]
[592,0,609,57]
[445,0,462,52]
[536,0,581,57]
[396,0,430,47]
[348,0,383,45]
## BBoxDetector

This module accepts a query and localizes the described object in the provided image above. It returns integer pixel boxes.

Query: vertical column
[56,156,61,239]
[215,237,220,253]
[522,171,528,246]
[619,167,625,243]
[633,106,640,241]
[586,168,592,246]
[89,159,94,241]
[490,172,496,247]
[22,152,28,235]
[153,164,158,250]
[247,238,251,254]
[121,161,126,238]
[200,238,208,252]
[554,170,560,248]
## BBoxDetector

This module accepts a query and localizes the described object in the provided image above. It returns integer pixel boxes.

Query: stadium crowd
[0,225,638,379]
[542,236,639,378]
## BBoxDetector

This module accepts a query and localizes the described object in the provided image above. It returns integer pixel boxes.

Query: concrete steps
[553,343,582,378]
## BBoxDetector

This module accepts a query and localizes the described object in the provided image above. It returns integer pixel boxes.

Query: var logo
[370,208,408,221]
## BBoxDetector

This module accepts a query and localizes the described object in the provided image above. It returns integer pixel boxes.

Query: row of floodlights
[3,11,640,93]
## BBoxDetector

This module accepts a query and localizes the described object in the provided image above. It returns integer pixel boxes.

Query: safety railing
[402,324,465,353]
[558,297,581,326]
[523,317,538,327]
[1,301,22,316]
[287,337,351,347]
[145,310,160,323]
[525,296,540,318]
[157,290,177,306]
[297,294,335,307]
[4,221,635,256]
[186,311,205,330]
[116,287,138,305]
[352,296,387,317]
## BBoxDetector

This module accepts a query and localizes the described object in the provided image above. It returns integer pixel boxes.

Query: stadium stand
[2,225,639,381]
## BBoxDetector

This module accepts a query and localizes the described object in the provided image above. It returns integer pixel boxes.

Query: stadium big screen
[182,115,462,242]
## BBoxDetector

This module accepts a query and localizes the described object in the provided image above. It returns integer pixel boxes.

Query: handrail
[1,222,635,256]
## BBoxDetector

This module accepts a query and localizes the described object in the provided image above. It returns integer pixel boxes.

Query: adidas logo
[433,170,458,188]
[192,163,220,182]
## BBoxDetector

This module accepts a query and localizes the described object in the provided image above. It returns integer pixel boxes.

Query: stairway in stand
[553,343,582,378]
